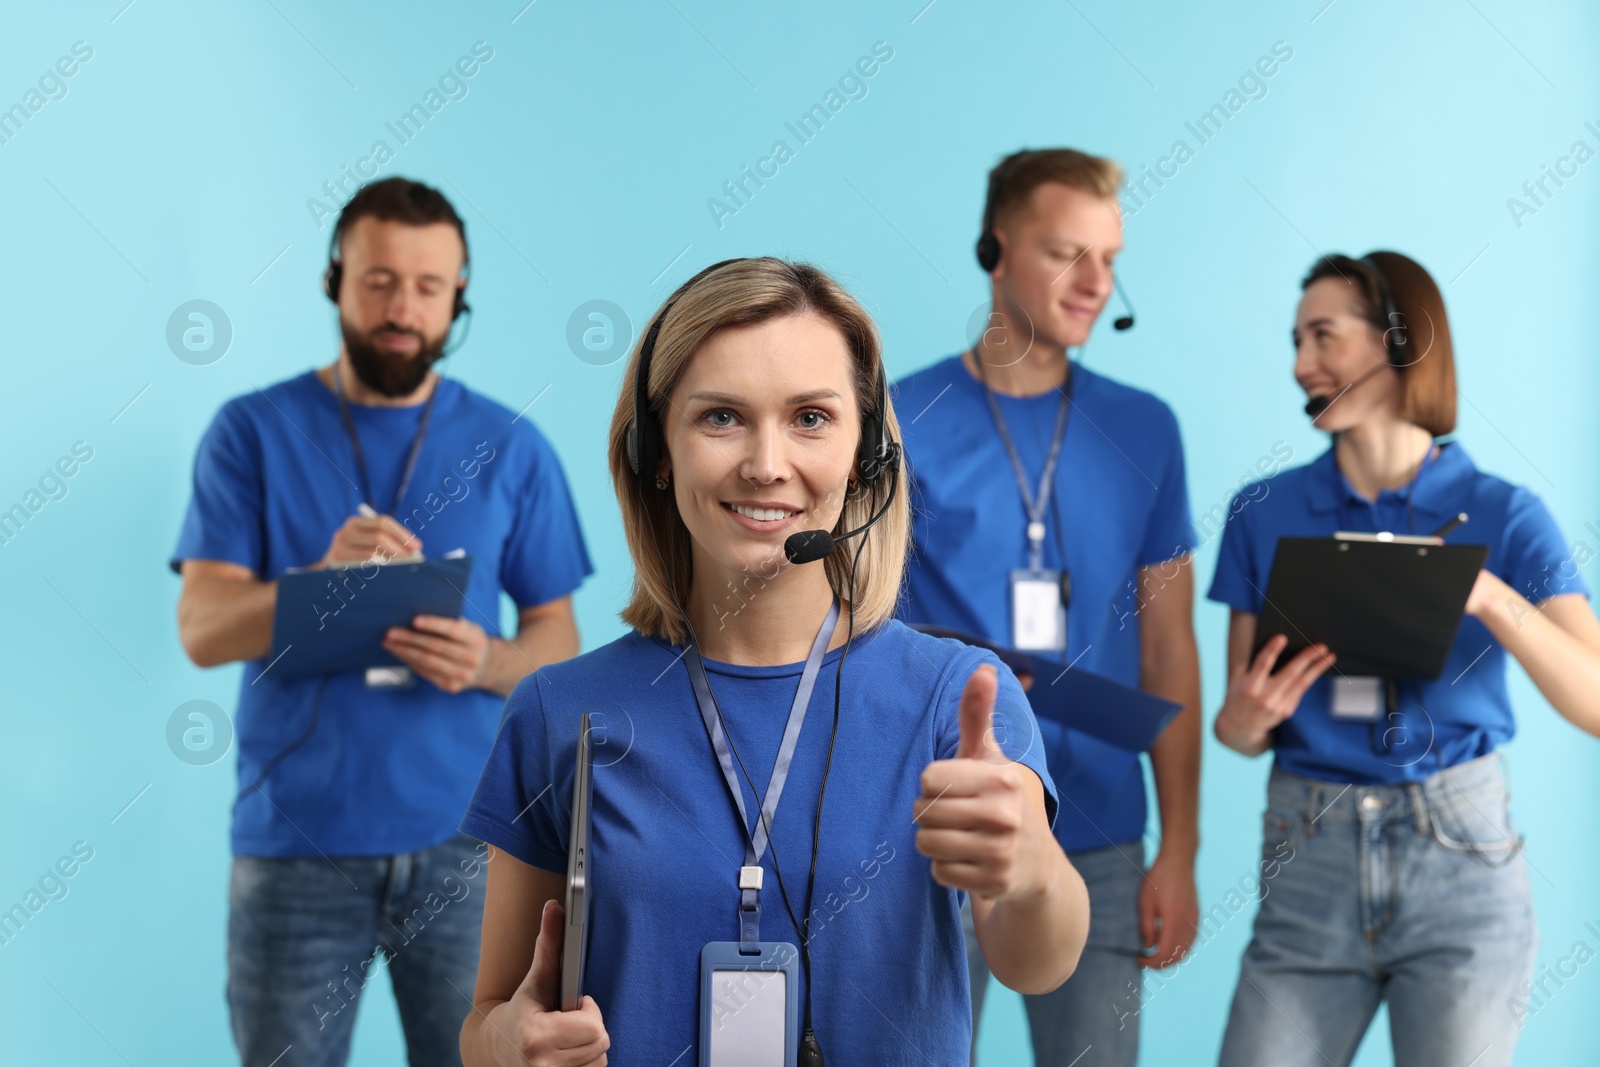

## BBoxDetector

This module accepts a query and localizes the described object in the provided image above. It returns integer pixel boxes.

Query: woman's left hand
[913,664,1054,902]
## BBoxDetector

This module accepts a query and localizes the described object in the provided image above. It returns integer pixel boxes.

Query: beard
[341,318,451,398]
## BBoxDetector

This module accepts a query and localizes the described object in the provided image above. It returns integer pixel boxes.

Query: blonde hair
[606,257,909,645]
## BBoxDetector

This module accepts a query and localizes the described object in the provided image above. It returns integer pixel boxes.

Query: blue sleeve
[459,672,570,872]
[500,430,594,608]
[170,402,264,576]
[1206,487,1263,613]
[933,646,1060,829]
[1137,404,1195,567]
[1501,487,1590,604]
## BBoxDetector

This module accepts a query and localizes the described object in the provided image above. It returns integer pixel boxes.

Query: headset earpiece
[855,359,897,487]
[975,168,1003,273]
[1361,254,1407,368]
[975,231,1000,274]
[323,261,342,305]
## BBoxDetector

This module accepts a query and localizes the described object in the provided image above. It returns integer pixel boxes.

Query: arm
[478,598,581,698]
[460,848,608,1067]
[1212,612,1336,756]
[177,560,275,667]
[916,664,1090,995]
[968,769,1090,993]
[1470,575,1600,737]
[1134,557,1201,967]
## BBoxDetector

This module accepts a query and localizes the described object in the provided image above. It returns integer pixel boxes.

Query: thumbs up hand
[488,898,610,1067]
[913,663,1052,902]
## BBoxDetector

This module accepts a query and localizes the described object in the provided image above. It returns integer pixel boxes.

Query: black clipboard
[1251,534,1488,679]
[267,556,474,680]
[909,624,1182,753]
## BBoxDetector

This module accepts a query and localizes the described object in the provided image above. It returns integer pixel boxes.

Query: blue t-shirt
[460,618,1057,1066]
[893,355,1193,851]
[170,370,594,857]
[1207,440,1589,784]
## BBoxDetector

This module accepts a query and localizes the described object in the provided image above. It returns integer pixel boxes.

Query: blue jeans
[1218,754,1535,1067]
[227,833,489,1067]
[966,840,1146,1066]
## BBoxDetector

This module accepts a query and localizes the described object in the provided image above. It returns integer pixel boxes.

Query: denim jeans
[1218,754,1535,1067]
[966,840,1146,1066]
[227,833,489,1067]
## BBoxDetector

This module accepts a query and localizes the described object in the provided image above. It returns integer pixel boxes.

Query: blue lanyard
[682,595,839,951]
[972,352,1074,573]
[333,365,439,516]
[1335,443,1439,535]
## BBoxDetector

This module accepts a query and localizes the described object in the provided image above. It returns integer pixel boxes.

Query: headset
[1359,253,1409,367]
[322,207,472,323]
[974,154,1135,330]
[626,257,897,494]
[1304,253,1415,422]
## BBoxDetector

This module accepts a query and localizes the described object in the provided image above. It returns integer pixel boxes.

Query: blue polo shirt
[893,354,1194,852]
[171,370,593,857]
[1207,440,1588,784]
[460,619,1056,1066]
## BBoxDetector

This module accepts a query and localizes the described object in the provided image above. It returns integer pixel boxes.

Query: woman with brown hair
[457,257,1089,1066]
[1207,250,1600,1066]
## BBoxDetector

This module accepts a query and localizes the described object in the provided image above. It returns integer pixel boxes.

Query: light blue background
[2,1,1596,1063]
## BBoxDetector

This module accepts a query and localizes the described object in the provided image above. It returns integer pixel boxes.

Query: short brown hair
[982,147,1125,235]
[606,257,910,645]
[331,177,468,263]
[1301,251,1456,436]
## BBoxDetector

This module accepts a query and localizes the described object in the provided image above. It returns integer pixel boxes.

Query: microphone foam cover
[784,530,834,565]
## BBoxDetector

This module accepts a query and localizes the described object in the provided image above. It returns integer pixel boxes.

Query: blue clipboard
[910,624,1182,753]
[266,556,474,680]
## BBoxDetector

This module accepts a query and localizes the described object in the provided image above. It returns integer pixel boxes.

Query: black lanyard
[682,596,839,951]
[971,351,1074,574]
[332,365,438,515]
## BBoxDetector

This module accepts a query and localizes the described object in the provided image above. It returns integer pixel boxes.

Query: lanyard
[682,595,839,951]
[972,351,1074,573]
[332,365,439,515]
[1335,442,1438,535]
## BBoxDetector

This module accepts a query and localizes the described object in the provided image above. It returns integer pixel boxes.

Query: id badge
[1330,676,1381,721]
[1010,569,1066,653]
[699,941,799,1067]
[365,666,415,689]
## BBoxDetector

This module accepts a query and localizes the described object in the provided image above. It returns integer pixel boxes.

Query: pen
[357,502,379,519]
[1429,512,1468,539]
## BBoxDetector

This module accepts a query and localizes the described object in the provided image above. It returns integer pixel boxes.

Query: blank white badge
[706,968,787,1067]
[1012,575,1064,652]
[1330,676,1382,720]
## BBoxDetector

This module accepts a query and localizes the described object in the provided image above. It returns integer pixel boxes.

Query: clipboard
[909,624,1182,753]
[1250,535,1489,679]
[561,712,595,1012]
[267,556,474,680]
